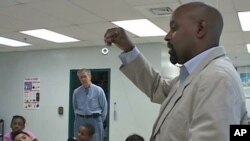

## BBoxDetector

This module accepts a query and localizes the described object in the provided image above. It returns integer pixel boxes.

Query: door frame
[68,68,111,140]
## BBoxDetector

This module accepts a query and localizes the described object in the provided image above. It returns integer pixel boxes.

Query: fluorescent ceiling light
[0,37,31,47]
[20,29,80,43]
[247,44,250,53]
[112,19,166,37]
[238,11,250,31]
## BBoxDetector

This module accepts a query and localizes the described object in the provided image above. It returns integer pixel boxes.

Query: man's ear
[196,20,207,38]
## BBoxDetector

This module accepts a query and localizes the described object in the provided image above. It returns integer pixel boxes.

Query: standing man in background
[104,2,248,141]
[73,68,107,141]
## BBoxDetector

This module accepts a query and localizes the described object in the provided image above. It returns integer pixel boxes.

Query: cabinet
[0,119,3,141]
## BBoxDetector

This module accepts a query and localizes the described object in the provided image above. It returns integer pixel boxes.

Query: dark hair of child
[125,134,144,141]
[11,130,30,140]
[83,123,95,136]
[11,115,26,125]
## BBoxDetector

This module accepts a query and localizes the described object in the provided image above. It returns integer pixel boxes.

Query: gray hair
[77,68,91,77]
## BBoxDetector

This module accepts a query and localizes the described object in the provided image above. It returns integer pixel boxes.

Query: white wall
[0,43,173,141]
[1,43,248,141]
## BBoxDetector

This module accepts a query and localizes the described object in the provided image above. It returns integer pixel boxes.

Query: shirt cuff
[119,47,140,65]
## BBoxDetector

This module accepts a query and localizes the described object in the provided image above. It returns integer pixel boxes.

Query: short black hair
[11,130,30,140]
[125,134,144,141]
[11,115,26,125]
[82,123,95,136]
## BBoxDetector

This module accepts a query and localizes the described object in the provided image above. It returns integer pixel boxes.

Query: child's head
[77,123,95,141]
[10,115,26,132]
[11,130,32,141]
[125,134,144,141]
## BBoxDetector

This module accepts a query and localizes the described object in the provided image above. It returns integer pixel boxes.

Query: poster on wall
[24,77,40,109]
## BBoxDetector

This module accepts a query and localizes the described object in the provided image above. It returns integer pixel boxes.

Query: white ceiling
[0,0,249,67]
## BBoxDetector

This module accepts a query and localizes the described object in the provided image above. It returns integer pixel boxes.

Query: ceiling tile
[233,0,250,11]
[222,12,242,32]
[69,0,145,21]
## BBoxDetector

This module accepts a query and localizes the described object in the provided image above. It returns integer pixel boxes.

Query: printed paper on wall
[24,78,40,109]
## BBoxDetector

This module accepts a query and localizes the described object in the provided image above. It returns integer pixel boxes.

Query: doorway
[68,68,110,141]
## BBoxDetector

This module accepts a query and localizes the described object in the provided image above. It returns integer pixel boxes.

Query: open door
[68,69,110,141]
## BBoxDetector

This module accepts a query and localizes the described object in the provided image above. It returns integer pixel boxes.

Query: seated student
[125,134,144,141]
[4,115,38,141]
[68,123,95,141]
[11,131,32,141]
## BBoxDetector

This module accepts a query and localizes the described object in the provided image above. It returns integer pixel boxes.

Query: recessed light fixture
[20,29,80,43]
[247,44,250,53]
[112,19,166,37]
[238,11,250,31]
[0,37,31,47]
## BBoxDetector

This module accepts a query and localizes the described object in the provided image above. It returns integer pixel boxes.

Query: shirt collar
[183,46,220,74]
[82,84,92,91]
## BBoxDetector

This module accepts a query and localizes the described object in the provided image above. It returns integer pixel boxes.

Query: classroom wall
[0,43,249,141]
[0,43,176,141]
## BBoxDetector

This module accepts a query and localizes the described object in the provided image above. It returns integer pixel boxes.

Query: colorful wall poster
[24,78,40,109]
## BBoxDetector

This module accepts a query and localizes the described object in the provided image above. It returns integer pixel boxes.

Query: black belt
[77,113,101,118]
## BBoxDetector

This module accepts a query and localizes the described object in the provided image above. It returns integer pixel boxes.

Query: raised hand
[104,27,135,52]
